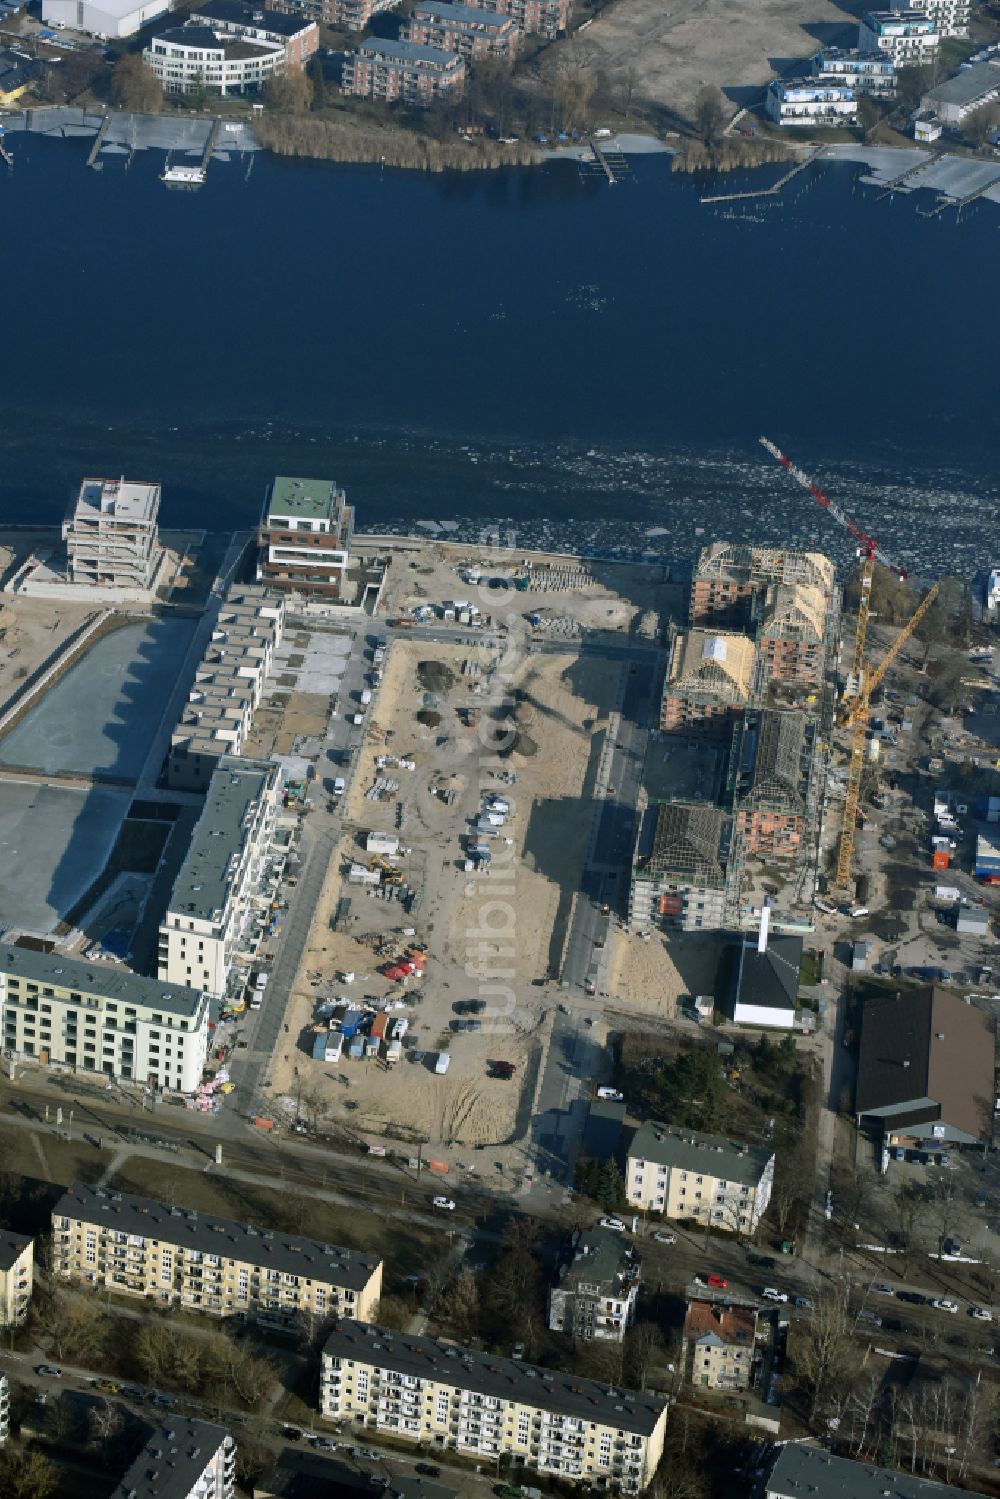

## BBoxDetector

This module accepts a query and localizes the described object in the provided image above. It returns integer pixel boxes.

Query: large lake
[2,135,998,575]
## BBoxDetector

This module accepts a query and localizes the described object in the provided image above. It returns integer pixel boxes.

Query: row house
[626,1121,775,1235]
[403,1,518,60]
[52,1183,382,1325]
[321,1320,668,1492]
[341,40,465,104]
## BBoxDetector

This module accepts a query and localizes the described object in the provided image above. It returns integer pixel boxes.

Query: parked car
[92,1378,120,1395]
[121,1385,145,1401]
[931,1299,959,1313]
[432,1197,456,1211]
[970,1306,994,1321]
[148,1392,175,1408]
[897,1291,926,1305]
[282,1425,304,1440]
[857,1310,882,1327]
[310,1436,337,1450]
[761,1288,788,1303]
[599,1217,627,1233]
[707,1273,728,1289]
[37,1366,62,1379]
[794,1296,815,1309]
[748,1254,776,1268]
[654,1231,677,1245]
[596,1087,623,1101]
[871,1283,896,1296]
[416,1464,441,1477]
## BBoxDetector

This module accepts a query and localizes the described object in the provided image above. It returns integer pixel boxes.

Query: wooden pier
[579,137,630,186]
[876,148,944,200]
[0,135,12,171]
[200,116,222,174]
[86,113,111,169]
[699,147,823,205]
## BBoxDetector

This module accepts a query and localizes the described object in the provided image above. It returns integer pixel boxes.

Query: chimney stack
[757,901,771,955]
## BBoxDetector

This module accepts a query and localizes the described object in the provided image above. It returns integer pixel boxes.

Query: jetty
[0,134,12,170]
[699,147,823,205]
[876,148,943,198]
[85,113,111,169]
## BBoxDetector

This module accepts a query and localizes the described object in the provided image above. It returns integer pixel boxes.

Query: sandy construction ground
[570,0,856,121]
[268,634,624,1148]
[606,925,721,1018]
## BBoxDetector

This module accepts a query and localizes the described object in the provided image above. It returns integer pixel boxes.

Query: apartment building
[320,1320,668,1492]
[766,1445,995,1499]
[754,582,826,688]
[62,476,161,592]
[0,1232,33,1326]
[265,0,395,30]
[109,1418,236,1499]
[342,39,465,103]
[191,0,318,63]
[897,0,969,37]
[811,47,896,95]
[158,756,282,999]
[52,1183,383,1325]
[145,23,288,95]
[660,630,756,735]
[0,945,211,1093]
[629,802,730,932]
[462,0,569,38]
[732,708,811,861]
[403,1,518,59]
[689,542,834,630]
[256,475,353,598]
[682,1300,758,1391]
[765,78,858,126]
[167,584,284,791]
[626,1122,775,1235]
[548,1226,640,1343]
[859,9,939,64]
[0,1371,8,1447]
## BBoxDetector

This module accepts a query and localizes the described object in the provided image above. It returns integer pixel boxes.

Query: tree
[623,1320,662,1391]
[111,53,164,113]
[87,1398,124,1465]
[35,1289,106,1365]
[551,43,597,130]
[963,101,1000,150]
[264,66,315,114]
[438,1267,481,1340]
[693,86,726,153]
[0,1450,59,1499]
[795,1289,854,1420]
[856,94,885,139]
[617,66,637,119]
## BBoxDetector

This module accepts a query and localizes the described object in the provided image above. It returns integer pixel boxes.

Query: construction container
[386,1040,402,1065]
[435,1052,451,1075]
[364,1037,379,1058]
[312,1033,328,1061]
[349,1038,365,1059]
[932,850,951,870]
[349,863,380,886]
[371,1014,390,1041]
[367,832,401,857]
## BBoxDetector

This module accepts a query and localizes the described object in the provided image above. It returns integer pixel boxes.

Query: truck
[360,688,372,706]
[350,713,364,725]
[435,1052,451,1075]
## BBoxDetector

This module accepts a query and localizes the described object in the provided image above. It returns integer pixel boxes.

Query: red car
[707,1274,728,1289]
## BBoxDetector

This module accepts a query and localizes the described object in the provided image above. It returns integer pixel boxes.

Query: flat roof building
[812,48,896,95]
[257,476,354,597]
[321,1320,668,1491]
[42,0,172,38]
[0,943,212,1094]
[626,1121,775,1234]
[108,1417,236,1499]
[765,77,858,126]
[145,23,288,95]
[859,9,939,64]
[342,38,466,103]
[54,1182,382,1325]
[190,0,318,63]
[548,1226,641,1343]
[158,756,282,1000]
[62,476,162,593]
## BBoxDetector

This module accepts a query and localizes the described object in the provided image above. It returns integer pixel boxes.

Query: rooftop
[735,708,809,810]
[166,756,277,923]
[635,801,729,882]
[668,629,756,699]
[108,1418,232,1499]
[759,582,826,642]
[729,933,803,1014]
[683,1298,757,1348]
[0,944,207,1021]
[925,60,1000,107]
[154,23,224,46]
[192,0,317,33]
[264,476,341,523]
[628,1122,773,1187]
[55,1183,381,1289]
[0,1230,32,1272]
[693,542,835,595]
[324,1320,667,1434]
[558,1226,639,1293]
[355,37,465,65]
[412,0,512,23]
[72,477,160,527]
[766,1444,993,1499]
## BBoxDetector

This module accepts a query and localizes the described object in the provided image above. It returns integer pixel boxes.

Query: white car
[761,1288,788,1303]
[596,1087,623,1101]
[432,1196,455,1212]
[931,1298,959,1313]
[654,1231,677,1245]
[599,1217,627,1233]
[970,1306,993,1321]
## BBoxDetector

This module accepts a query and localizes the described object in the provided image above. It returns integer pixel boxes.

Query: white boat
[161,163,206,189]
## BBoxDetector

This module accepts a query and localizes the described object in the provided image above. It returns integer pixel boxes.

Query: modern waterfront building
[629,801,730,932]
[62,476,162,592]
[462,0,569,38]
[256,475,354,597]
[811,48,896,95]
[0,1232,33,1326]
[547,1226,640,1343]
[898,0,970,37]
[53,1182,382,1324]
[42,0,171,39]
[144,23,288,95]
[158,756,282,999]
[341,39,465,103]
[765,77,858,126]
[626,1121,775,1234]
[681,1300,758,1391]
[660,629,756,735]
[858,9,939,65]
[167,584,284,792]
[0,945,211,1093]
[689,542,835,630]
[922,59,1000,122]
[108,1418,236,1499]
[766,1445,995,1499]
[320,1320,669,1491]
[403,1,518,58]
[190,0,318,63]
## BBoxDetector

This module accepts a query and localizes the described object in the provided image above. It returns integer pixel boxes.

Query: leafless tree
[796,1289,854,1421]
[693,87,727,153]
[618,67,637,119]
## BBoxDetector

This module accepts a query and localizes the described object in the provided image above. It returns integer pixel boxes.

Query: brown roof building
[660,630,756,735]
[681,1299,758,1391]
[855,986,996,1147]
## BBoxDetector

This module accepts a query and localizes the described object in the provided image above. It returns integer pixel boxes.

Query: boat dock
[699,147,823,205]
[578,136,631,185]
[0,133,12,170]
[85,113,111,169]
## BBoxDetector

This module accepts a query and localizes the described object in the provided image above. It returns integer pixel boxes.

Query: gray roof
[109,1418,232,1499]
[412,0,511,25]
[729,934,803,1014]
[558,1226,638,1294]
[635,801,729,882]
[54,1183,381,1291]
[629,1121,773,1187]
[0,944,207,1021]
[356,38,463,65]
[766,1444,993,1499]
[154,24,222,45]
[926,60,1000,107]
[167,756,275,922]
[0,1230,31,1272]
[192,0,315,34]
[323,1320,667,1435]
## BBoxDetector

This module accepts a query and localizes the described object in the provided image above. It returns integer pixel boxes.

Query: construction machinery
[760,436,938,891]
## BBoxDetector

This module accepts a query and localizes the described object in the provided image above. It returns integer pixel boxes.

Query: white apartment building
[859,9,939,65]
[62,476,162,592]
[167,584,284,791]
[53,1182,383,1324]
[765,77,858,125]
[144,24,287,95]
[0,1372,8,1447]
[626,1122,775,1235]
[0,945,211,1094]
[158,756,282,999]
[108,1417,236,1499]
[811,48,896,96]
[321,1321,669,1492]
[257,475,354,598]
[894,0,969,38]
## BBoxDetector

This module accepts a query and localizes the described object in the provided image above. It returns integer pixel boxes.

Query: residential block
[108,1417,236,1499]
[256,475,354,598]
[548,1226,640,1343]
[626,1122,775,1234]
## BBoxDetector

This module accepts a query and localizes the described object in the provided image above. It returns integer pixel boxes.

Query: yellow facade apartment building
[626,1122,775,1235]
[0,1231,33,1326]
[52,1184,382,1327]
[321,1320,668,1493]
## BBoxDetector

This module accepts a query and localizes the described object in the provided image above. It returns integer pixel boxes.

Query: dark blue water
[2,134,998,573]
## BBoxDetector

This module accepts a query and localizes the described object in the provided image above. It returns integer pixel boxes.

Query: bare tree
[964,101,1000,150]
[623,1320,662,1391]
[796,1289,854,1421]
[87,1398,124,1464]
[437,1267,481,1340]
[617,66,637,119]
[693,87,727,153]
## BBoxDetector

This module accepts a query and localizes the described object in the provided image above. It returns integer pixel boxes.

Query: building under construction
[660,629,756,735]
[62,476,162,592]
[754,582,827,688]
[690,542,835,630]
[732,708,813,862]
[629,802,732,931]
